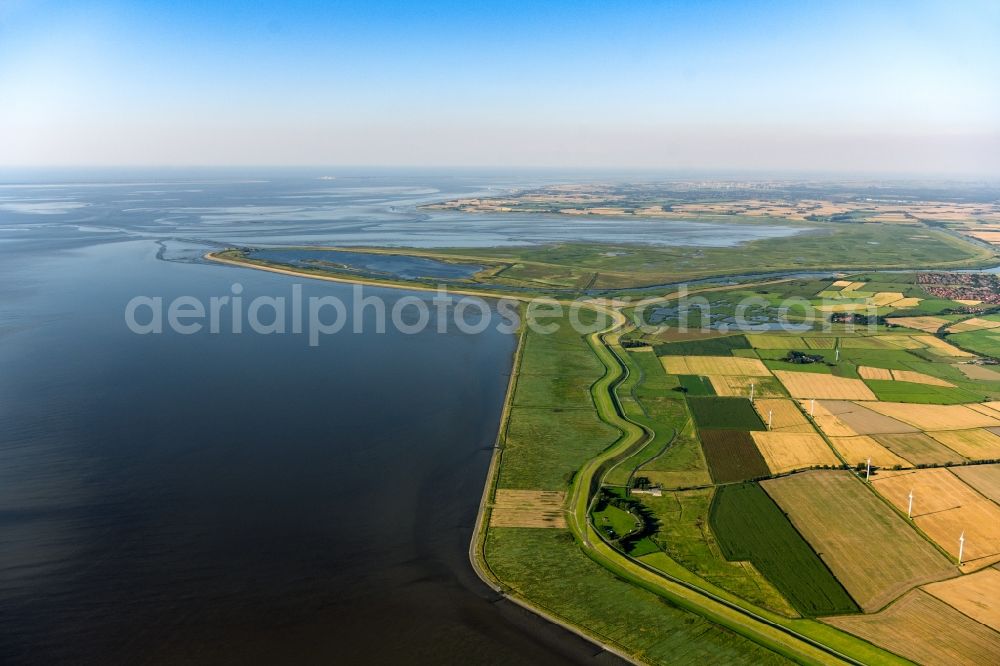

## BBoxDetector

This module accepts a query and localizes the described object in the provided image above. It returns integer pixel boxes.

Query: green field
[700,430,770,483]
[638,419,713,489]
[949,328,1000,358]
[863,379,985,404]
[636,489,798,616]
[678,374,716,395]
[628,348,678,390]
[763,359,833,374]
[655,335,751,356]
[485,527,788,664]
[710,483,860,616]
[689,397,766,430]
[593,502,641,540]
[498,308,619,489]
[605,348,699,487]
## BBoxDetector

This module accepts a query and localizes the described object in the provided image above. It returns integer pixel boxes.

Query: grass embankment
[486,528,788,664]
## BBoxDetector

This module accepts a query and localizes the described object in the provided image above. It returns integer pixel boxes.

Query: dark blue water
[0,171,636,664]
[249,248,483,280]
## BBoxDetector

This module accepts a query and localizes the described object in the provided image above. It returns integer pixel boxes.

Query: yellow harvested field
[828,435,911,469]
[861,402,1000,430]
[866,213,916,223]
[661,355,771,376]
[956,299,983,306]
[870,291,904,306]
[891,297,923,308]
[874,433,966,466]
[961,365,1000,381]
[873,468,1000,567]
[707,375,784,398]
[890,369,955,387]
[952,463,1000,502]
[830,280,853,287]
[880,334,929,350]
[642,468,713,489]
[840,281,867,292]
[929,429,1000,460]
[818,400,918,435]
[921,335,975,357]
[753,399,814,433]
[969,403,1000,418]
[858,366,892,381]
[750,431,840,474]
[745,334,805,349]
[839,336,895,349]
[773,371,877,400]
[800,400,859,436]
[947,317,1000,333]
[923,567,1000,632]
[824,590,1000,666]
[803,337,836,349]
[763,471,955,611]
[490,489,566,528]
[816,302,874,313]
[889,316,950,333]
[968,230,1000,243]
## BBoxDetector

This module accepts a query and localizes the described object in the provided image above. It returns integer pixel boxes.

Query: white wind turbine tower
[865,457,871,482]
[810,399,815,416]
[958,531,966,566]
[749,382,755,403]
[907,489,914,518]
[767,410,773,430]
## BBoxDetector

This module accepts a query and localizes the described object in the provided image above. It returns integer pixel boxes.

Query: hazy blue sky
[1,0,998,174]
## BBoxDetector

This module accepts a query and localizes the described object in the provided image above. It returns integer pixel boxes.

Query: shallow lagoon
[249,248,484,280]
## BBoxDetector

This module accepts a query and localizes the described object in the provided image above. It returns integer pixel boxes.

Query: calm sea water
[0,170,804,664]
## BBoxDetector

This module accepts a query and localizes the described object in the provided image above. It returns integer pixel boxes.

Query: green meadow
[485,527,788,664]
[710,484,859,617]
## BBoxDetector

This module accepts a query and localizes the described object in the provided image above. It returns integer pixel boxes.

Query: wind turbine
[810,399,815,416]
[907,489,914,518]
[767,410,773,430]
[865,457,871,482]
[749,382,755,403]
[958,531,965,566]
